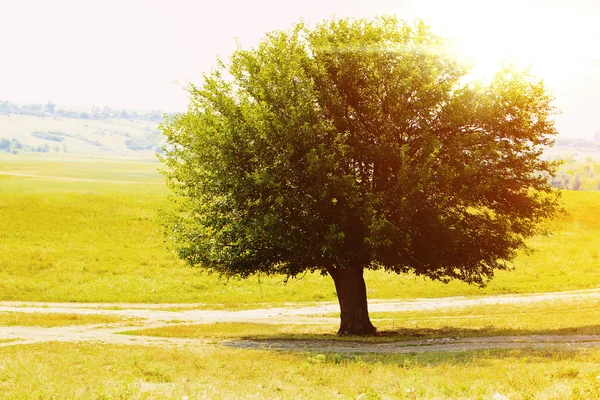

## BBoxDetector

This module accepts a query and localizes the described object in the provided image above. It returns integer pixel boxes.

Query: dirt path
[2,288,600,353]
[0,171,163,185]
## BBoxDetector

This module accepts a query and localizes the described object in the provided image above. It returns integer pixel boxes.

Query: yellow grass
[0,155,599,305]
[2,342,600,399]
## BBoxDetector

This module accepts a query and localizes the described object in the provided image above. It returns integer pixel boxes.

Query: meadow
[1,154,600,305]
[2,154,600,399]
[2,343,600,399]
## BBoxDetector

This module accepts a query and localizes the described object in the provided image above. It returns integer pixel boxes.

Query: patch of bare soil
[2,288,600,352]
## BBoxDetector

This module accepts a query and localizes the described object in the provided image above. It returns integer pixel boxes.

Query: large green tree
[160,17,561,335]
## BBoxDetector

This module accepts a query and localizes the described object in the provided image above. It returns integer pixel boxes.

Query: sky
[1,0,599,137]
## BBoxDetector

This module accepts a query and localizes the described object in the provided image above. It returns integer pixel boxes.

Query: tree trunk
[327,266,377,336]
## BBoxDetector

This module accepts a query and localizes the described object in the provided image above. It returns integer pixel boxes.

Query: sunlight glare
[432,1,582,86]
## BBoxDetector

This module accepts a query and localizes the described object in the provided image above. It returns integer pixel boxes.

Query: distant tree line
[547,155,600,190]
[550,174,584,190]
[2,128,164,155]
[555,137,600,150]
[32,131,65,142]
[0,137,21,153]
[31,129,161,152]
[124,129,164,152]
[30,130,102,148]
[0,100,175,123]
[0,137,59,154]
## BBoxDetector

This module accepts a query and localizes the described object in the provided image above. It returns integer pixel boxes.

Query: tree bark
[327,266,377,336]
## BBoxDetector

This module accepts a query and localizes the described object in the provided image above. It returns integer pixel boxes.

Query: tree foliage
[160,17,561,335]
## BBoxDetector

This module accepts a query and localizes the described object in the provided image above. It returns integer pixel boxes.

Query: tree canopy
[160,17,561,335]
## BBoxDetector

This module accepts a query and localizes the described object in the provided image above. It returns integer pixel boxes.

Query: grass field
[0,154,162,181]
[1,154,600,305]
[2,342,600,399]
[2,154,600,399]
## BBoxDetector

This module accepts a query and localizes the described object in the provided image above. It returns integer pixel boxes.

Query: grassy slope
[0,114,159,158]
[1,155,599,304]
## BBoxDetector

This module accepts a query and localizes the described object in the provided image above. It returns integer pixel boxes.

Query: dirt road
[0,171,163,185]
[2,288,600,353]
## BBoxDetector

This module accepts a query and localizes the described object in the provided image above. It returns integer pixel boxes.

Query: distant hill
[1,100,599,162]
[543,134,600,162]
[0,114,166,159]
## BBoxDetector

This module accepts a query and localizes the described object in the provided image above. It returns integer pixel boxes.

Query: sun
[459,38,512,83]
[432,1,578,87]
[446,23,535,83]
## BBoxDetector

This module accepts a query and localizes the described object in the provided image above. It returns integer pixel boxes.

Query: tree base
[328,266,377,336]
[337,322,377,337]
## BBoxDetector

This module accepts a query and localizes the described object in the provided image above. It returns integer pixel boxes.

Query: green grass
[125,298,600,341]
[2,156,600,398]
[2,342,600,399]
[1,155,599,304]
[124,322,339,340]
[368,298,600,338]
[0,155,163,182]
[0,312,133,327]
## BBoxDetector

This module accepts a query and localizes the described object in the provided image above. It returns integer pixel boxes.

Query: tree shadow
[371,324,600,341]
[262,325,600,367]
[300,345,590,367]
[231,324,600,342]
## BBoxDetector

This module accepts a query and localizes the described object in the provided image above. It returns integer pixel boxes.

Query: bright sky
[1,0,599,137]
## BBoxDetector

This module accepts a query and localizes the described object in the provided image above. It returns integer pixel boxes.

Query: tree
[45,101,56,114]
[10,138,23,150]
[0,137,11,152]
[571,174,583,190]
[160,17,561,335]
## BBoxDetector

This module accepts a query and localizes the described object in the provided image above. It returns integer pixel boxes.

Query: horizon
[2,98,598,142]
